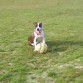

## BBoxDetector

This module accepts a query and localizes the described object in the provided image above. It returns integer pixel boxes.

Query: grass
[0,0,83,83]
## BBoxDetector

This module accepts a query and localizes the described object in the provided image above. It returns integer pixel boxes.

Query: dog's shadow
[47,40,83,53]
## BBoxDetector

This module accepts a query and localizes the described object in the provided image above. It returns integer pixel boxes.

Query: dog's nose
[37,28,39,31]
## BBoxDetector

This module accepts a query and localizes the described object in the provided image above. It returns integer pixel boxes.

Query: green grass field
[0,0,83,83]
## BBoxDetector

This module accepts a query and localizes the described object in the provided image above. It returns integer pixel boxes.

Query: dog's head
[34,22,42,35]
[34,22,42,32]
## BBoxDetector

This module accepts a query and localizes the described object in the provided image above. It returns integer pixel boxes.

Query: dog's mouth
[37,30,41,35]
[37,28,42,33]
[35,28,41,35]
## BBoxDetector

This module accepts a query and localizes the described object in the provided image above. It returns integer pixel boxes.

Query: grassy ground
[0,0,83,83]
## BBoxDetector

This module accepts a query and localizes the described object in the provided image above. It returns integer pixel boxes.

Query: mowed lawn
[0,0,83,83]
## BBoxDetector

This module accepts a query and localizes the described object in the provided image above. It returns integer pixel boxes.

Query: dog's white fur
[32,23,45,51]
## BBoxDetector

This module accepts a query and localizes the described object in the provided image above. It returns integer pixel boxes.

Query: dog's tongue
[34,29,41,35]
[37,31,41,35]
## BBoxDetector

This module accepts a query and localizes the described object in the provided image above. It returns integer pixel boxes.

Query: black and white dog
[28,22,45,51]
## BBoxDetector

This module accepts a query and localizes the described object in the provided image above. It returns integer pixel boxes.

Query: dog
[28,22,45,51]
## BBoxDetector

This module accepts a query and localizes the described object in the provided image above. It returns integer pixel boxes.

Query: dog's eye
[39,23,42,27]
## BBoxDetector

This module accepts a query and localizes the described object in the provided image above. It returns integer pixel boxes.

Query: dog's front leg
[34,37,37,51]
[43,38,45,44]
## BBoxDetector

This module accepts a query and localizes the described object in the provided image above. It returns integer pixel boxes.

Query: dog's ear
[39,23,42,28]
[34,22,37,28]
[34,22,37,25]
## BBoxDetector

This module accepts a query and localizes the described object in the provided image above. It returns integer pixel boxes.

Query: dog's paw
[34,48,37,52]
[31,43,34,46]
[34,50,36,52]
